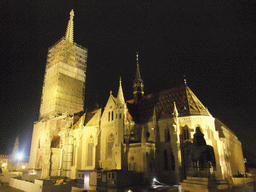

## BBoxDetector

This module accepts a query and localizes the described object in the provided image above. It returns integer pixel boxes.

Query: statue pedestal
[180,177,229,192]
[186,167,213,178]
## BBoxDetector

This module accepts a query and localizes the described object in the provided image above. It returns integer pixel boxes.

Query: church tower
[133,52,144,103]
[29,10,88,179]
[39,10,87,119]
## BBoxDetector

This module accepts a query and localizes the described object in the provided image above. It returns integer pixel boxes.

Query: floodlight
[17,153,23,160]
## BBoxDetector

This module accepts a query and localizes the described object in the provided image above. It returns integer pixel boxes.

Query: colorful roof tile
[127,85,211,123]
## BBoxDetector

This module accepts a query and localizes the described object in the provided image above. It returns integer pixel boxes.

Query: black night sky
[0,1,255,164]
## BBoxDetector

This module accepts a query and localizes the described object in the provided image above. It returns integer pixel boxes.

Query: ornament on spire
[133,52,144,103]
[183,74,187,86]
[65,9,74,43]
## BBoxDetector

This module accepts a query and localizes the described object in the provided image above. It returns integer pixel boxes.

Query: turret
[133,52,144,103]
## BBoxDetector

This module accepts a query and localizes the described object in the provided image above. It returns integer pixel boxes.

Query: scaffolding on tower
[39,38,87,120]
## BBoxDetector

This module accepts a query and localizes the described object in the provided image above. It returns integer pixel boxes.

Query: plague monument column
[29,10,87,179]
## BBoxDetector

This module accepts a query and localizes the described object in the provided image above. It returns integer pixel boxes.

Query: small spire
[172,102,179,117]
[65,9,74,43]
[183,74,187,86]
[117,77,125,104]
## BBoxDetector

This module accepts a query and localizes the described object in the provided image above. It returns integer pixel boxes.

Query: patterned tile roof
[127,85,211,123]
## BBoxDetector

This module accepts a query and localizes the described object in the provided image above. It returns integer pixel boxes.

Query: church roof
[127,85,211,123]
[73,109,101,129]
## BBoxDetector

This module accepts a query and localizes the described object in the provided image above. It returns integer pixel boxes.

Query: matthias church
[29,10,245,186]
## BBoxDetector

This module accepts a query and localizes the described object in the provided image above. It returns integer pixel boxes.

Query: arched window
[183,126,190,140]
[87,135,94,166]
[108,112,110,121]
[164,150,168,170]
[107,133,115,158]
[134,163,137,171]
[129,163,132,171]
[165,128,170,142]
[112,111,114,121]
[171,150,175,171]
[37,156,43,169]
[119,113,122,119]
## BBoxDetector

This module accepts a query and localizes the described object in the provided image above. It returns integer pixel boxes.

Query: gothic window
[171,150,175,171]
[116,113,118,119]
[164,150,168,170]
[108,112,110,121]
[129,163,132,171]
[134,163,137,171]
[183,126,190,140]
[112,111,114,121]
[37,156,43,169]
[119,113,122,119]
[72,143,76,166]
[165,128,171,142]
[38,139,40,149]
[87,135,94,166]
[107,133,114,159]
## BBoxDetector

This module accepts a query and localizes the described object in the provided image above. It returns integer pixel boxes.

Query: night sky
[0,1,255,164]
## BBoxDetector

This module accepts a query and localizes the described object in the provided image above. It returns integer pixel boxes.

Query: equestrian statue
[185,127,216,177]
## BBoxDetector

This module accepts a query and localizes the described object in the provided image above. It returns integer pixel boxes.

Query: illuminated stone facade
[29,10,245,185]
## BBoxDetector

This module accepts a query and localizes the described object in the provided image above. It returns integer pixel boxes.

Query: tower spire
[133,52,144,103]
[135,52,142,80]
[65,9,74,43]
[117,76,125,104]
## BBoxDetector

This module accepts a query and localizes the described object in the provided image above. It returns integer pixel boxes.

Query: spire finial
[110,90,112,95]
[70,9,74,17]
[120,76,122,83]
[183,74,187,86]
[136,52,139,62]
[65,9,74,43]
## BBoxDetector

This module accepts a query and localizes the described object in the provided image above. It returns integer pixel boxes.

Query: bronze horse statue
[185,127,216,177]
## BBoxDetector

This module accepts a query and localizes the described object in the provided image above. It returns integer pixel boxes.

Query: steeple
[117,77,125,104]
[133,52,144,103]
[65,9,74,43]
